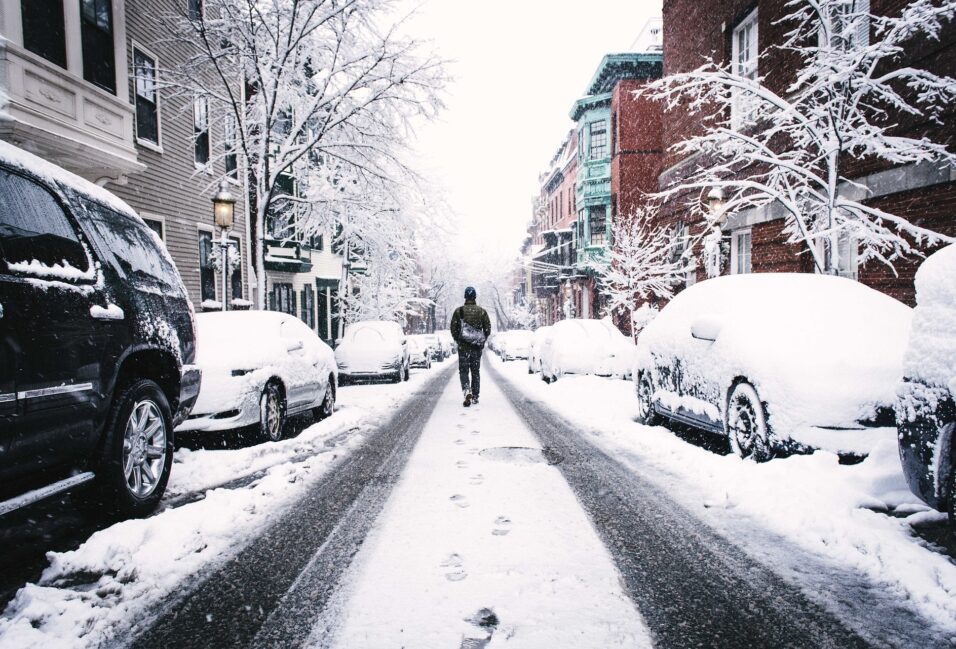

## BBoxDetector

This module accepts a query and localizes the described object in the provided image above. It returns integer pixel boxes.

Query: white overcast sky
[401,0,664,265]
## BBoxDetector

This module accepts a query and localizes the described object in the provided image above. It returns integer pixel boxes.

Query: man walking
[450,286,492,407]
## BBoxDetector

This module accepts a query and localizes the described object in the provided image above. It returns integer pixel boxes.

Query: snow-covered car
[896,244,956,530]
[335,320,410,384]
[177,311,337,442]
[539,318,637,382]
[497,330,534,361]
[423,333,444,360]
[407,336,433,369]
[635,274,911,460]
[436,329,457,355]
[527,325,554,374]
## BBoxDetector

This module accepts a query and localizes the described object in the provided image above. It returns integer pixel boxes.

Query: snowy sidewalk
[314,368,651,648]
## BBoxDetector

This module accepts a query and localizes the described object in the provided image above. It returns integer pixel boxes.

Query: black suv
[897,243,956,535]
[0,142,200,517]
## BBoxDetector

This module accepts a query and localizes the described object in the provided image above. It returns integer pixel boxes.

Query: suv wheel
[636,373,662,426]
[946,423,956,539]
[403,363,411,382]
[75,379,173,518]
[260,382,286,442]
[727,381,773,462]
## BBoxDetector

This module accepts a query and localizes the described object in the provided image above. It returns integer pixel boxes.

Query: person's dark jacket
[451,300,492,350]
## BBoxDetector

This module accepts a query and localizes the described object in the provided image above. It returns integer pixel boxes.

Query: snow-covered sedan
[896,244,956,531]
[437,330,457,355]
[497,330,534,361]
[635,274,912,460]
[335,320,410,384]
[407,336,433,369]
[177,311,337,443]
[527,325,554,374]
[539,318,636,382]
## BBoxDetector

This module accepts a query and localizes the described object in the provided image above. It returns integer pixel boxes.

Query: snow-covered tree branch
[644,0,956,275]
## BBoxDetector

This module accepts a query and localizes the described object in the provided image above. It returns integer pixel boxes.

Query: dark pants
[458,346,482,397]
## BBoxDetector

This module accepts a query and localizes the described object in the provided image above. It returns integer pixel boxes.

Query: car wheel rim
[262,389,281,440]
[638,376,653,420]
[323,384,335,416]
[730,396,760,457]
[122,400,166,499]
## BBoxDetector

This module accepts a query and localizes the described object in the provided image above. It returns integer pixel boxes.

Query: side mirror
[690,316,722,342]
[287,339,304,352]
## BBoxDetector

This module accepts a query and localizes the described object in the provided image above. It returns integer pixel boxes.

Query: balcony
[0,41,142,184]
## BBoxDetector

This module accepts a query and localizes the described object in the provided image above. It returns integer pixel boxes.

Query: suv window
[78,199,181,291]
[0,168,90,273]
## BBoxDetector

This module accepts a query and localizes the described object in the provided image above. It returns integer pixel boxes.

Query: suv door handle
[90,304,125,321]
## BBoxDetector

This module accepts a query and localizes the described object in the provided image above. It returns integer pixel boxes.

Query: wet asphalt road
[125,365,455,648]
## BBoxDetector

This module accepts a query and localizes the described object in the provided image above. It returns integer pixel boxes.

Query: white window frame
[819,0,870,51]
[132,41,162,152]
[814,232,859,279]
[730,228,752,275]
[223,112,239,182]
[193,95,211,170]
[140,212,166,245]
[731,8,759,130]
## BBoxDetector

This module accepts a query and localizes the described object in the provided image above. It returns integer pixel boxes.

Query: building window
[143,217,164,242]
[224,114,238,179]
[822,0,870,50]
[194,96,210,166]
[731,9,759,129]
[187,0,203,20]
[22,0,66,68]
[301,284,315,329]
[815,232,859,279]
[134,47,160,146]
[589,120,607,160]
[80,0,116,94]
[267,173,297,240]
[229,236,242,299]
[611,112,617,157]
[271,283,295,315]
[198,231,215,300]
[589,205,606,246]
[731,229,752,274]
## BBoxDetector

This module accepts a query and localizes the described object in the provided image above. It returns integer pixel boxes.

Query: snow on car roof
[0,140,138,217]
[904,243,956,389]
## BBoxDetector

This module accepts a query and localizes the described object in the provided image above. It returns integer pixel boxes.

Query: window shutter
[269,289,276,311]
[291,290,297,317]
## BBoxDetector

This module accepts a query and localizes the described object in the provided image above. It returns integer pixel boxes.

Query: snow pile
[540,318,635,379]
[636,274,912,441]
[527,325,554,372]
[494,358,956,637]
[495,330,534,359]
[0,370,436,648]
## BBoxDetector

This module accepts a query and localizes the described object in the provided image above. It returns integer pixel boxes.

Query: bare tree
[646,0,956,274]
[161,0,447,307]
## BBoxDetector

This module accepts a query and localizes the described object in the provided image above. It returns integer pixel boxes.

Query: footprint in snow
[492,516,512,536]
[457,423,465,429]
[450,494,470,508]
[441,553,467,582]
[454,439,466,446]
[469,474,484,485]
[470,430,480,436]
[456,460,468,469]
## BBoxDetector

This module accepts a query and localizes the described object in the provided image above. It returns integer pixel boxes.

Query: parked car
[896,244,956,532]
[539,318,637,382]
[0,141,200,518]
[497,330,534,361]
[423,333,445,360]
[436,329,457,355]
[407,335,433,369]
[635,274,911,461]
[527,325,554,374]
[176,311,336,442]
[335,320,410,384]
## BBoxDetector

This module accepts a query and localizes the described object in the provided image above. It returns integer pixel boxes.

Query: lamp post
[212,181,236,312]
[706,187,726,223]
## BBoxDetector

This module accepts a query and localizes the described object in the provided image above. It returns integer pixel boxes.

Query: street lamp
[706,187,726,223]
[212,181,236,312]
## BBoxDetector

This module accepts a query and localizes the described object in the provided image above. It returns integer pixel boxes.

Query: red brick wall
[612,78,663,220]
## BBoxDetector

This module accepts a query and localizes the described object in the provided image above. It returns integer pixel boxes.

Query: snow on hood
[637,274,912,431]
[196,311,287,369]
[902,244,956,391]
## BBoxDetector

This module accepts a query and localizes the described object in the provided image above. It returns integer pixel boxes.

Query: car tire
[403,363,410,382]
[74,379,173,519]
[636,372,662,426]
[391,371,402,384]
[726,381,773,462]
[313,376,336,421]
[259,381,286,443]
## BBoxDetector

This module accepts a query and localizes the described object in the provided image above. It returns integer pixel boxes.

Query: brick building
[658,0,956,306]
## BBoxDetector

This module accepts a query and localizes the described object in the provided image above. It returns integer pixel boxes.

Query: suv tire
[75,379,173,518]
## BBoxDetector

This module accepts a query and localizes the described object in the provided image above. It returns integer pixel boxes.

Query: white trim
[19,382,94,400]
[730,228,752,275]
[131,40,163,152]
[731,8,759,130]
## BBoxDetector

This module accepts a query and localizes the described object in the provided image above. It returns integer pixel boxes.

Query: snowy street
[4,355,956,648]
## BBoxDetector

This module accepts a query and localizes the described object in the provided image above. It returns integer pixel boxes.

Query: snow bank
[900,244,956,393]
[494,357,956,636]
[541,318,635,379]
[636,274,912,437]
